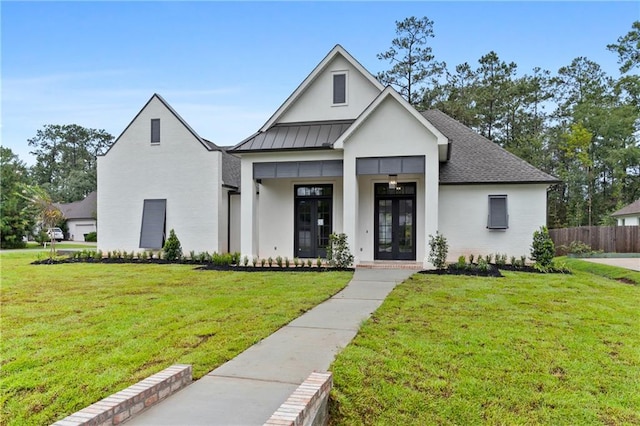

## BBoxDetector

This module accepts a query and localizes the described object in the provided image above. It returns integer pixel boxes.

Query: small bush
[243,255,249,267]
[469,254,475,264]
[252,257,258,267]
[327,233,354,268]
[530,226,554,268]
[163,229,182,261]
[261,258,267,267]
[293,257,300,267]
[284,257,290,268]
[477,257,489,272]
[275,256,283,268]
[485,254,493,264]
[307,259,313,268]
[84,232,97,242]
[510,255,517,266]
[268,257,273,267]
[455,255,467,270]
[316,257,323,268]
[495,253,507,268]
[428,232,448,270]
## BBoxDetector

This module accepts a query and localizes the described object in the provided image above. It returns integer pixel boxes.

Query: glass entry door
[374,183,416,260]
[295,185,332,258]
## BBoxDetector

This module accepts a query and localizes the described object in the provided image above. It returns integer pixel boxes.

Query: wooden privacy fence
[549,226,639,254]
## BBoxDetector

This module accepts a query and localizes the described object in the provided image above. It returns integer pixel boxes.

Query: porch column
[342,157,359,265]
[424,160,439,268]
[240,159,258,258]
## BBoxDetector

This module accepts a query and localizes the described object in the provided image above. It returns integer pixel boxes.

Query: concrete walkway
[127,268,415,425]
[580,257,640,271]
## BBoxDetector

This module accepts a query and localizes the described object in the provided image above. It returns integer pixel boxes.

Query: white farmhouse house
[611,199,640,226]
[56,191,97,241]
[97,94,240,254]
[230,45,559,266]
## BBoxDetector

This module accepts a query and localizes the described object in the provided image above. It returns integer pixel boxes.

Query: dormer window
[332,71,347,105]
[151,119,160,144]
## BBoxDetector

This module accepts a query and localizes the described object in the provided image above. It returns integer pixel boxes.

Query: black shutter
[488,196,508,229]
[333,74,346,104]
[140,199,166,248]
[151,119,160,143]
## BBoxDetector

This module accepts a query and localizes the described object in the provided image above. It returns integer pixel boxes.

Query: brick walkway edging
[51,364,192,426]
[264,371,333,426]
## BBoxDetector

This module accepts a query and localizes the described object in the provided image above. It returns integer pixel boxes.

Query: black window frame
[151,118,161,144]
[487,195,508,229]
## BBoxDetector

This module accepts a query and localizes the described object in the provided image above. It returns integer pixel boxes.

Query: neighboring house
[97,94,240,254]
[611,199,640,226]
[230,45,559,266]
[56,191,97,241]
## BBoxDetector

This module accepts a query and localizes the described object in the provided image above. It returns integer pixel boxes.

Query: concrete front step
[356,261,424,270]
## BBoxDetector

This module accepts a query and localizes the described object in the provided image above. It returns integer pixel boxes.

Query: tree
[377,16,444,105]
[607,21,640,74]
[0,147,33,248]
[28,124,114,203]
[19,185,65,259]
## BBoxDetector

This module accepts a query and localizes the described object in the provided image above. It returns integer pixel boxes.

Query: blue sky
[2,1,638,164]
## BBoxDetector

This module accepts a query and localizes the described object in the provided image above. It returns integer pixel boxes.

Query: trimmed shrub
[531,226,554,268]
[163,229,182,261]
[84,232,97,242]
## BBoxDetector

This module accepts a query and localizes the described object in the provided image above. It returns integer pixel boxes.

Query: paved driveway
[580,258,640,271]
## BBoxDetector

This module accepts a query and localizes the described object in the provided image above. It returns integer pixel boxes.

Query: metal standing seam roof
[421,110,560,185]
[232,120,355,152]
[611,199,640,217]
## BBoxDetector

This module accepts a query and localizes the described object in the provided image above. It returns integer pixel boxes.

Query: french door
[374,182,416,260]
[295,185,332,258]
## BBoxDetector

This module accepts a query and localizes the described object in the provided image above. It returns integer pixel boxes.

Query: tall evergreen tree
[377,16,444,105]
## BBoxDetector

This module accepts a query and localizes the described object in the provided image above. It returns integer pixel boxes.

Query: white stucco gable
[333,87,449,161]
[261,45,385,129]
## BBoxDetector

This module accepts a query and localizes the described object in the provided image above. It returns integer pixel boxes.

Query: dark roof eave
[230,146,336,154]
[439,179,561,186]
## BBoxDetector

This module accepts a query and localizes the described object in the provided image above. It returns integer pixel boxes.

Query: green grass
[330,270,640,425]
[560,257,640,285]
[0,251,352,425]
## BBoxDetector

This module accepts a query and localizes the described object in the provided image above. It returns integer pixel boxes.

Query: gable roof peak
[259,44,385,132]
[102,93,222,156]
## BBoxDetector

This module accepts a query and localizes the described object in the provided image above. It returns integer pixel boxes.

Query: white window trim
[332,70,348,107]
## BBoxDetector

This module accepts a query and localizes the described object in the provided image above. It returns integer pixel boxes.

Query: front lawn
[0,251,352,425]
[330,269,640,425]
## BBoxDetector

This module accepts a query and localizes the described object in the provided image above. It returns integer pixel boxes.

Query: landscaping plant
[327,233,354,268]
[531,226,555,268]
[162,229,182,261]
[427,232,448,270]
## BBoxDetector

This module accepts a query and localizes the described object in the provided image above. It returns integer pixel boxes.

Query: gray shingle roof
[232,120,354,152]
[221,150,240,189]
[56,191,97,220]
[611,199,640,217]
[422,110,560,185]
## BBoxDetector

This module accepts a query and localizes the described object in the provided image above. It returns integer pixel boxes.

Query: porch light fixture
[388,174,397,190]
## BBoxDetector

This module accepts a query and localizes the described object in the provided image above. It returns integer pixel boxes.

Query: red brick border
[52,364,192,426]
[264,371,332,426]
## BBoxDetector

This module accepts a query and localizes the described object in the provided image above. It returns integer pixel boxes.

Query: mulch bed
[30,257,354,272]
